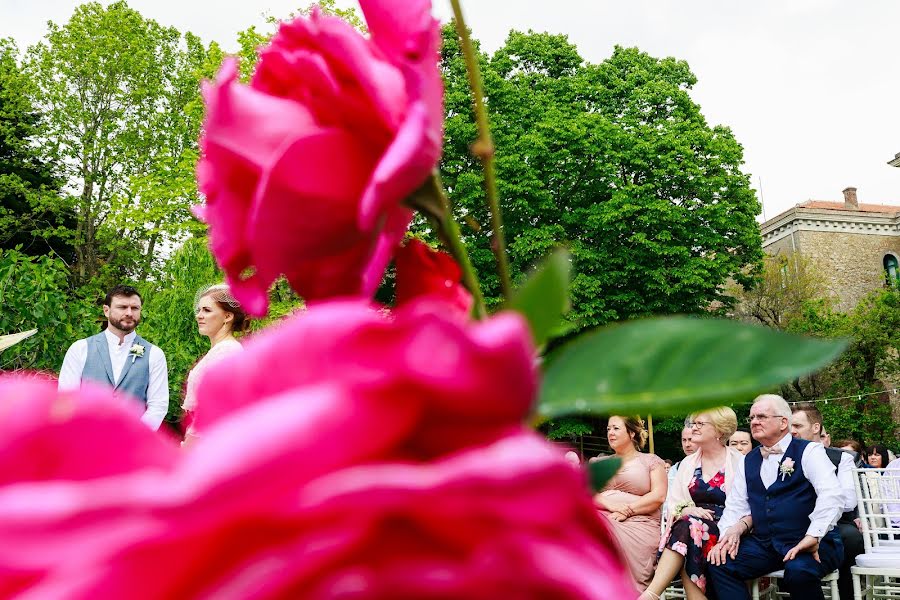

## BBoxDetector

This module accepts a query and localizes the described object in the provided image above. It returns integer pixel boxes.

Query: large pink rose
[192,299,534,458]
[0,301,634,598]
[196,0,443,315]
[0,377,179,596]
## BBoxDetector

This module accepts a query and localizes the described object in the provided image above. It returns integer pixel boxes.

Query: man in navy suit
[708,394,844,600]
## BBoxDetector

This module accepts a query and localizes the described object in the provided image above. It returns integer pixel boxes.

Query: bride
[181,284,248,444]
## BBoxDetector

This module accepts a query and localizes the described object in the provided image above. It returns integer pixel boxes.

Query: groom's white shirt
[58,329,169,430]
[718,433,843,539]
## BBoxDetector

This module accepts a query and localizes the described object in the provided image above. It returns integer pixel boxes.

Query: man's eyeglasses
[747,414,785,424]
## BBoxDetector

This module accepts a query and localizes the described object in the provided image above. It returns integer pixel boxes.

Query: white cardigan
[662,446,746,545]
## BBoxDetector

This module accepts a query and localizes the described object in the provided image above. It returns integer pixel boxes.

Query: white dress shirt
[58,329,169,430]
[834,450,858,513]
[718,433,843,539]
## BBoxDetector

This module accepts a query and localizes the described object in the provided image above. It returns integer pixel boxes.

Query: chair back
[853,467,900,552]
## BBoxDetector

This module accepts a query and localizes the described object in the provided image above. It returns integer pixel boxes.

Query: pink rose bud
[196,0,444,315]
[394,238,473,316]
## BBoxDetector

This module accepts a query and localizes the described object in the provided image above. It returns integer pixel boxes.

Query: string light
[698,388,897,407]
[779,388,893,407]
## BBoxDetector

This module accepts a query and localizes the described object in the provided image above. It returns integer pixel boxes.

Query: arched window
[884,254,899,287]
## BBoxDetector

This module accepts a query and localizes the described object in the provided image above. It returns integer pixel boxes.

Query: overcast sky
[4,0,900,219]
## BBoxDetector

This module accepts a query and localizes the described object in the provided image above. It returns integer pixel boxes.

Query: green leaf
[589,457,621,492]
[508,249,571,346]
[538,316,847,417]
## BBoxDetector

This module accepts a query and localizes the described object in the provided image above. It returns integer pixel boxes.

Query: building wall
[763,233,799,258]
[763,227,900,312]
[761,210,900,438]
[793,230,899,311]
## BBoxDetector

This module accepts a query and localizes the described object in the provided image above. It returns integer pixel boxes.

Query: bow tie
[760,445,784,459]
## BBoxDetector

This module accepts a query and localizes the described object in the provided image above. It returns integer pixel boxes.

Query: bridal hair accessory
[194,283,243,313]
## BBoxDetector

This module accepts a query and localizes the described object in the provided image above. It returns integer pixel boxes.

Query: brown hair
[611,415,649,451]
[196,284,250,333]
[792,403,823,429]
[835,439,862,454]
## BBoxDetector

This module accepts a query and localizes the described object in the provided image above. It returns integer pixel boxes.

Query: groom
[58,285,169,430]
[708,394,843,599]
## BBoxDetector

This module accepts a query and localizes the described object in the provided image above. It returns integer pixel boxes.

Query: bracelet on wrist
[673,500,694,519]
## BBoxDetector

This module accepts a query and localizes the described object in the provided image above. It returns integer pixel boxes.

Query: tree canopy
[436,26,763,329]
[0,39,71,260]
[730,252,829,329]
[25,1,220,291]
[783,290,900,445]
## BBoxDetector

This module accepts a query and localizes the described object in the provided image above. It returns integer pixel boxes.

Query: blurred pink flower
[0,300,634,598]
[394,238,472,316]
[195,0,443,315]
[192,299,533,457]
[0,377,179,596]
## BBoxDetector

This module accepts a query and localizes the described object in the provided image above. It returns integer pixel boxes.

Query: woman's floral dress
[664,464,726,593]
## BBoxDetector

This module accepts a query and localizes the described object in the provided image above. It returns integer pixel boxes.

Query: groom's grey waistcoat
[82,331,150,405]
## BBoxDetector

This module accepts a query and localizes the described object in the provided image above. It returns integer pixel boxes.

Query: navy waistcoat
[745,437,815,554]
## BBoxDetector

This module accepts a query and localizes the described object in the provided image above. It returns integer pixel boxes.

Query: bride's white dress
[182,337,243,435]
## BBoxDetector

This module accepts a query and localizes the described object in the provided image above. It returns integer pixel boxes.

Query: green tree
[26,2,220,290]
[785,290,900,445]
[235,1,365,80]
[436,27,763,328]
[0,39,72,260]
[0,249,96,372]
[730,253,830,329]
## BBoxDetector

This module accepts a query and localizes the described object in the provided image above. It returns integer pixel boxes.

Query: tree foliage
[436,26,763,329]
[0,249,96,372]
[0,39,72,260]
[784,290,900,445]
[25,2,220,290]
[544,416,593,441]
[730,252,830,329]
[235,1,365,80]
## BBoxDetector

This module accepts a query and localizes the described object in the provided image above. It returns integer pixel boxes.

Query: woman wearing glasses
[594,416,667,591]
[641,407,743,600]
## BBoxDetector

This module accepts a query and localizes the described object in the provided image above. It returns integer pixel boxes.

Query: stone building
[760,187,900,311]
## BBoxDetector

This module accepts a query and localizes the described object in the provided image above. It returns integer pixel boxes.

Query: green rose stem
[414,172,488,319]
[449,0,512,302]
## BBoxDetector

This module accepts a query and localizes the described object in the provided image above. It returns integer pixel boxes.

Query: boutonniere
[129,343,145,363]
[780,457,795,481]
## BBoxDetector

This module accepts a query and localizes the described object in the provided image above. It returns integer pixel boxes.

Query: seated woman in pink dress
[181,284,248,445]
[594,415,668,591]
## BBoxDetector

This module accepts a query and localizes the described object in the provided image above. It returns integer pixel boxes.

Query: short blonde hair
[690,406,738,443]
